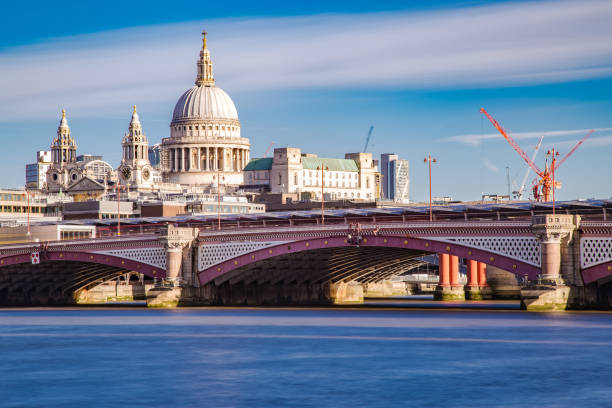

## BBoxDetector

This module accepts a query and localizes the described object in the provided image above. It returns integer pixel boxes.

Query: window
[294,173,298,185]
[278,173,282,185]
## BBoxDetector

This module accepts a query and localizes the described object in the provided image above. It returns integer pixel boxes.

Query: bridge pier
[521,215,579,310]
[146,225,199,308]
[434,254,465,300]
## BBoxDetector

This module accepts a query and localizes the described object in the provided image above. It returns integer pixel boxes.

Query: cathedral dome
[172,85,238,122]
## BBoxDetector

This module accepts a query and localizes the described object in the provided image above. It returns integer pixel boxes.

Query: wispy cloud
[483,158,499,172]
[444,127,612,146]
[542,133,612,151]
[0,0,611,121]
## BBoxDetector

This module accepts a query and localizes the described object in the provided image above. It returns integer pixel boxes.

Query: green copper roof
[301,157,358,172]
[244,156,358,172]
[244,158,273,171]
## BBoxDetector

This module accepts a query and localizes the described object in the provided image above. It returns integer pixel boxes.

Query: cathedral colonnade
[166,146,250,172]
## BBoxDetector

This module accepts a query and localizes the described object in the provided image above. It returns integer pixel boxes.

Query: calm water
[1,307,611,408]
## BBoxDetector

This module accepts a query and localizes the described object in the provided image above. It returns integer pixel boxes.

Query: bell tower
[51,109,77,165]
[118,106,156,190]
[46,109,80,192]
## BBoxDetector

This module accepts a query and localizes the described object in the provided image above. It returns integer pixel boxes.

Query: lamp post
[424,155,437,222]
[317,165,329,225]
[214,168,225,230]
[117,180,121,236]
[26,191,31,237]
[547,148,560,215]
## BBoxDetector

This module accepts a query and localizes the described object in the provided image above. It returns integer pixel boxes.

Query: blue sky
[1,0,611,202]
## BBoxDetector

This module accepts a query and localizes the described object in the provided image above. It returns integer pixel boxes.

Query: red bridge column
[439,253,450,287]
[435,253,464,300]
[450,255,459,287]
[465,259,487,300]
[467,260,478,287]
[478,262,488,287]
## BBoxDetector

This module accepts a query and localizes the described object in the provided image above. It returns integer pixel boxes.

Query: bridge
[1,213,612,310]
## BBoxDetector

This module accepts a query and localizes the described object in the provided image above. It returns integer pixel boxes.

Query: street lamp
[213,169,225,230]
[317,165,329,225]
[116,180,121,236]
[26,191,31,237]
[424,155,437,222]
[547,148,560,215]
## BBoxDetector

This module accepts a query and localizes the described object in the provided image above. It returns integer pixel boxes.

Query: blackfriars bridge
[3,211,612,310]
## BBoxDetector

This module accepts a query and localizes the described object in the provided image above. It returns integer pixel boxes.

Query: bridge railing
[0,234,161,255]
[197,219,535,242]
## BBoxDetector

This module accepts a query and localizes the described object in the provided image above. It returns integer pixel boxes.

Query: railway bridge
[2,214,612,310]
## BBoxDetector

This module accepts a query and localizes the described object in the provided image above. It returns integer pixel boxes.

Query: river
[1,306,611,407]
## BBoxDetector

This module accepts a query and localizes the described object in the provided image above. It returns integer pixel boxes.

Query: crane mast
[516,135,544,199]
[363,126,374,152]
[480,108,594,202]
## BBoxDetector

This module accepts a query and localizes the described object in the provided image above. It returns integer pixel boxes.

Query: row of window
[189,205,263,214]
[0,194,27,202]
[304,171,358,180]
[101,214,130,219]
[0,205,51,213]
[311,191,371,199]
[174,125,238,132]
[60,230,93,240]
[304,180,357,188]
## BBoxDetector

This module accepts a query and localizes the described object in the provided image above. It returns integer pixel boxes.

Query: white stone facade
[162,32,250,188]
[244,147,379,201]
[118,106,158,191]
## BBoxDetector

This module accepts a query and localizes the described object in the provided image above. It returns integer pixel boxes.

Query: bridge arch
[198,234,541,285]
[582,262,612,285]
[0,250,166,280]
[0,250,167,306]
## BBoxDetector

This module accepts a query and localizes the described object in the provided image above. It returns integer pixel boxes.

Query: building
[380,153,409,203]
[0,189,64,222]
[244,147,378,201]
[0,223,96,244]
[162,31,250,188]
[25,151,52,190]
[117,106,159,191]
[77,154,103,163]
[62,200,136,220]
[46,109,79,192]
[45,110,115,196]
[148,144,162,169]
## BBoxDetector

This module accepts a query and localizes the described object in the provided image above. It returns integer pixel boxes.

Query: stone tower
[118,106,156,190]
[46,109,80,192]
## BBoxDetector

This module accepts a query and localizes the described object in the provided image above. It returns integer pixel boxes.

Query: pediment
[66,176,105,192]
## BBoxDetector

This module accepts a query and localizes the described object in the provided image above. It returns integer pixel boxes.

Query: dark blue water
[1,308,611,408]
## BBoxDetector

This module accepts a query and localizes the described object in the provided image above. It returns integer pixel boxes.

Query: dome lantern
[196,30,215,87]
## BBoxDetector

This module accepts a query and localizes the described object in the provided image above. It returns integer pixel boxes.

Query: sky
[1,0,611,202]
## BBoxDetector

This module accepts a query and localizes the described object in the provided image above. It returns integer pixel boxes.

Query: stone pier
[146,225,198,307]
[520,215,578,310]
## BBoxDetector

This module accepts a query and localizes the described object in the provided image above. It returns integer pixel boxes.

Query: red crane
[480,108,593,201]
[264,142,275,158]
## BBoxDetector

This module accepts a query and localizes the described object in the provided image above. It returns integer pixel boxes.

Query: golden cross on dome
[202,30,207,49]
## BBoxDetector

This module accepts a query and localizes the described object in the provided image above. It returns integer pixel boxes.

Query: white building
[244,147,378,201]
[26,151,52,190]
[162,31,250,188]
[381,153,409,203]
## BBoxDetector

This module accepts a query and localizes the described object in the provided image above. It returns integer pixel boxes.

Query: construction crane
[513,135,544,200]
[264,142,275,157]
[363,126,374,152]
[480,108,594,202]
